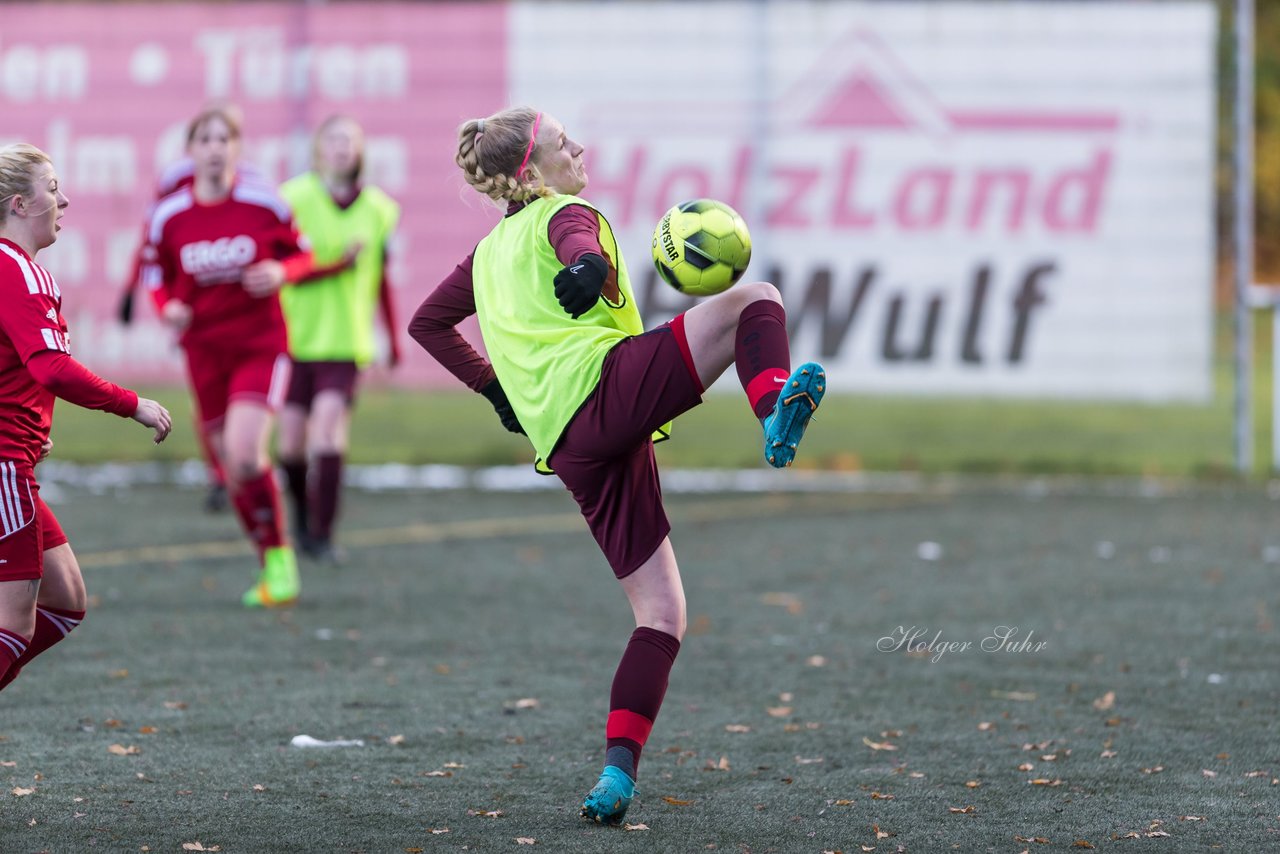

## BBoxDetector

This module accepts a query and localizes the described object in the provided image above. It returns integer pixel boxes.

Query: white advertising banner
[511,1,1217,400]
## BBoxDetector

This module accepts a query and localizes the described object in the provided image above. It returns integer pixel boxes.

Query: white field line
[76,492,915,570]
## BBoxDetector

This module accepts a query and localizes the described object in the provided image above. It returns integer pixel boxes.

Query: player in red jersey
[143,106,323,608]
[0,143,171,692]
[119,153,271,514]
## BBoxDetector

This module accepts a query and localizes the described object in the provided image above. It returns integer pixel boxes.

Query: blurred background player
[143,105,340,608]
[0,143,172,691]
[277,115,401,563]
[409,107,824,825]
[117,142,270,515]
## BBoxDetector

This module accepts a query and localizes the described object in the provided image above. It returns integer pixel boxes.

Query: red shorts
[548,317,703,579]
[185,346,291,428]
[284,360,361,410]
[0,465,67,582]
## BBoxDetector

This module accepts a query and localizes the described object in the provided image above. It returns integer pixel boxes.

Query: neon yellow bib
[279,174,400,366]
[472,195,655,470]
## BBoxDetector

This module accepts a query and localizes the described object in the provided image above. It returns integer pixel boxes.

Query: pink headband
[516,112,542,177]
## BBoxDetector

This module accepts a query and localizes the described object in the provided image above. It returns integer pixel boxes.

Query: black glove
[480,379,526,435]
[553,253,608,319]
[117,289,135,325]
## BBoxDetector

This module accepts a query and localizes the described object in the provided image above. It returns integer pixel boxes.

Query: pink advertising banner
[0,2,507,385]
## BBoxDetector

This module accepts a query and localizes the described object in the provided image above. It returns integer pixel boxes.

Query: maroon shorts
[185,346,291,428]
[0,466,68,582]
[548,316,704,579]
[284,360,361,410]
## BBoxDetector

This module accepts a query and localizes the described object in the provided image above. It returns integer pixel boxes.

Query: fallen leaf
[514,698,539,710]
[107,744,141,756]
[761,592,803,614]
[163,702,188,710]
[388,735,406,746]
[1141,766,1164,774]
[1092,691,1116,711]
[949,806,976,814]
[109,670,128,679]
[873,824,894,839]
[1028,779,1062,787]
[252,784,265,792]
[1245,770,1269,778]
[623,822,649,831]
[1015,837,1051,844]
[11,787,34,796]
[104,719,123,729]
[1100,750,1117,759]
[991,690,1036,701]
[908,772,925,779]
[405,849,423,853]
[515,838,535,845]
[870,791,895,800]
[767,706,793,718]
[1018,763,1035,772]
[1146,831,1171,838]
[138,726,157,735]
[977,721,995,731]
[443,762,465,769]
[1202,769,1217,778]
[421,770,451,777]
[427,828,449,834]
[965,780,981,788]
[834,799,854,806]
[662,796,693,806]
[861,846,875,852]
[795,756,824,764]
[0,761,13,767]
[806,655,827,667]
[180,844,220,852]
[725,724,751,733]
[1072,841,1095,849]
[1179,816,1206,822]
[862,736,897,751]
[1041,754,1058,762]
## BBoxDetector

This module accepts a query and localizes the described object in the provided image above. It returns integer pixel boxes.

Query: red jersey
[0,239,67,468]
[143,182,304,353]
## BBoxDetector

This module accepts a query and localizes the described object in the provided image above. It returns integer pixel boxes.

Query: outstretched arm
[26,351,171,443]
[407,253,496,391]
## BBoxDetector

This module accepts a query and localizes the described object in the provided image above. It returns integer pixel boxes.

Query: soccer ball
[651,199,752,296]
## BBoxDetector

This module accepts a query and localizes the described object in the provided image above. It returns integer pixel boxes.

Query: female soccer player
[277,115,400,563]
[0,143,171,691]
[144,106,321,608]
[409,107,825,824]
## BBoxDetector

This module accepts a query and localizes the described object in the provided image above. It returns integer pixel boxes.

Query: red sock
[735,300,791,419]
[0,607,83,691]
[605,627,681,774]
[310,453,344,541]
[280,457,309,537]
[0,626,32,691]
[231,469,286,560]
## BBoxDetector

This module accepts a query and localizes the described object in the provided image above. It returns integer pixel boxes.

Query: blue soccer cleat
[764,362,826,468]
[579,765,636,825]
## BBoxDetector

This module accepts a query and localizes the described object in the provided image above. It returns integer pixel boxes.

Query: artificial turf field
[2,476,1278,852]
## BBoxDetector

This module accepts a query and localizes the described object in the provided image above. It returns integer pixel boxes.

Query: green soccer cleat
[242,545,300,608]
[763,362,826,468]
[579,765,636,825]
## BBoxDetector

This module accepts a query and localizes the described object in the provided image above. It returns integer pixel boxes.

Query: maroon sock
[735,300,792,419]
[0,627,30,691]
[605,627,681,775]
[0,607,83,691]
[280,457,309,537]
[310,453,344,542]
[231,469,286,559]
